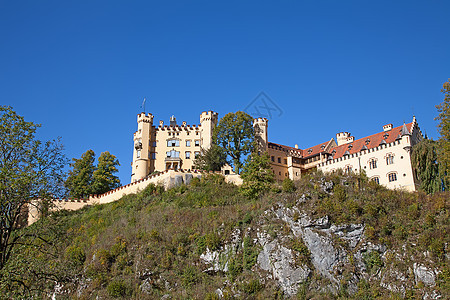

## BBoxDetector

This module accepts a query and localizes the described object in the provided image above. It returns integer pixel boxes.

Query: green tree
[411,138,445,193]
[0,106,66,270]
[436,79,450,188]
[193,144,228,172]
[240,152,274,198]
[65,150,95,198]
[92,151,121,195]
[213,111,254,174]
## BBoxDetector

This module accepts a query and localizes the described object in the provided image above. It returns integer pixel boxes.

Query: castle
[27,109,422,225]
[132,110,422,192]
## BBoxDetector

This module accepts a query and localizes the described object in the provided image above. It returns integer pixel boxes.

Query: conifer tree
[240,152,274,198]
[411,138,444,193]
[436,79,450,188]
[65,150,95,198]
[91,151,121,195]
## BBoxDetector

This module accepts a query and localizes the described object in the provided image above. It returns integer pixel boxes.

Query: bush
[65,245,86,265]
[107,280,129,298]
[363,251,383,274]
[182,265,200,288]
[282,178,295,193]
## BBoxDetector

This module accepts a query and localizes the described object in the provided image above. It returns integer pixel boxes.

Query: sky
[1,1,449,185]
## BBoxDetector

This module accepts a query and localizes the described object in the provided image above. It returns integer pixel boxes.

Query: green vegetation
[239,151,275,199]
[1,171,448,299]
[66,150,121,198]
[436,78,450,188]
[0,106,66,270]
[193,144,228,172]
[411,138,445,193]
[213,111,254,174]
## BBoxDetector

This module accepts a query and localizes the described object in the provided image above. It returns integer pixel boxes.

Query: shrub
[363,251,383,274]
[107,280,129,298]
[282,178,295,193]
[182,265,200,288]
[241,279,263,295]
[65,245,86,265]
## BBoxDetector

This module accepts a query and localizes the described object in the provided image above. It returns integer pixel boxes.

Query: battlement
[200,111,218,122]
[253,117,268,125]
[137,112,154,123]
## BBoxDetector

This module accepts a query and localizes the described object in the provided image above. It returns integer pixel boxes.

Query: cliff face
[2,173,448,299]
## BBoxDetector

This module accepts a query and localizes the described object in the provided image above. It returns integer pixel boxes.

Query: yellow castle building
[131,110,422,191]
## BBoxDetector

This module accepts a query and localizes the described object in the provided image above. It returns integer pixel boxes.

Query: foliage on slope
[1,172,449,299]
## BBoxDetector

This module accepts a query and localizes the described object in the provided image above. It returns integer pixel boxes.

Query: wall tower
[131,112,154,182]
[200,111,219,150]
[253,118,269,153]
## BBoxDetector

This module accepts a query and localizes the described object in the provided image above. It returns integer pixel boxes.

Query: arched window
[167,139,180,147]
[386,153,394,165]
[371,176,380,184]
[388,172,397,182]
[369,158,377,169]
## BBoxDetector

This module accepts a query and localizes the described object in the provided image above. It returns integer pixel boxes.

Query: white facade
[318,117,422,192]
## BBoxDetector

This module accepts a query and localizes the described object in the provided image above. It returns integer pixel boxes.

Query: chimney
[159,120,164,127]
[294,144,298,149]
[170,115,177,127]
[383,124,393,131]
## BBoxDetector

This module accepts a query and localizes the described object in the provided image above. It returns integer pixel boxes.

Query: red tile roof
[328,123,413,159]
[268,139,333,158]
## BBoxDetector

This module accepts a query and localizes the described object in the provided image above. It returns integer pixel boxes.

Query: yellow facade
[131,111,218,182]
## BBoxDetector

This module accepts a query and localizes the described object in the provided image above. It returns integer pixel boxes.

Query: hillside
[1,172,449,299]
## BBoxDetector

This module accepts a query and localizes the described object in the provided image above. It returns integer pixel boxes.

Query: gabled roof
[268,139,334,159]
[326,122,413,160]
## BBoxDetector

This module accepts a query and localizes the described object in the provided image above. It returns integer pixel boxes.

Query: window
[136,150,141,158]
[388,172,397,182]
[271,156,275,162]
[196,131,199,135]
[386,154,394,165]
[369,158,377,169]
[185,151,191,159]
[344,165,352,174]
[166,150,180,158]
[278,157,281,163]
[284,159,287,165]
[167,139,180,147]
[195,140,200,147]
[371,177,380,184]
[150,152,156,160]
[186,140,191,147]
[194,151,200,158]
[278,171,281,175]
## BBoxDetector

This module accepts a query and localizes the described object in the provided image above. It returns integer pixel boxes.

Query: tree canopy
[193,144,228,172]
[66,150,121,198]
[411,138,445,193]
[436,79,450,188]
[240,152,274,198]
[92,151,121,195]
[213,111,254,174]
[0,106,66,269]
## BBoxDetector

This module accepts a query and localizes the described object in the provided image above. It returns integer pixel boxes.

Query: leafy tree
[240,152,274,198]
[411,138,445,193]
[436,79,450,188]
[213,111,254,174]
[65,150,95,198]
[193,144,228,172]
[0,106,66,270]
[92,151,121,195]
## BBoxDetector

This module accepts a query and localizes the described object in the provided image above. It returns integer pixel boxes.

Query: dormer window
[348,144,353,149]
[321,145,325,150]
[308,149,313,154]
[331,150,336,155]
[383,133,389,139]
[365,139,370,145]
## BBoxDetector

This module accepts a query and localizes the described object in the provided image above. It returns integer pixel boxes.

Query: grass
[1,172,449,299]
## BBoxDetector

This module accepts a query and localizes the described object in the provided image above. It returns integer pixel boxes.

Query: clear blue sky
[1,1,449,185]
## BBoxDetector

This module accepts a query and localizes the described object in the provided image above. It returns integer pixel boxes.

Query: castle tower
[131,112,154,182]
[336,132,353,146]
[253,118,268,153]
[200,111,219,150]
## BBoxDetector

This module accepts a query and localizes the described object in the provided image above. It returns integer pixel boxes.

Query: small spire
[401,122,410,136]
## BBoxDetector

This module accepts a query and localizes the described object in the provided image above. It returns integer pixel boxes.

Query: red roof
[328,123,413,159]
[268,139,333,158]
